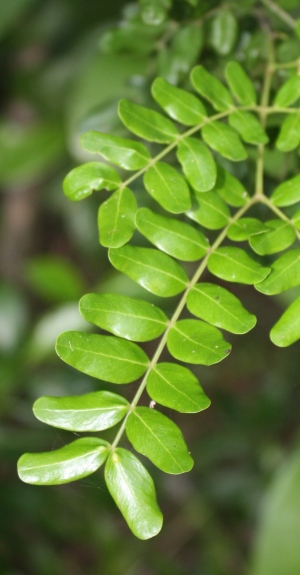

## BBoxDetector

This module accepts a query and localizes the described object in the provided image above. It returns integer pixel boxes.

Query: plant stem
[260,0,296,29]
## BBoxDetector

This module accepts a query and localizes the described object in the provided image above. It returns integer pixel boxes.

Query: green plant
[18,0,300,541]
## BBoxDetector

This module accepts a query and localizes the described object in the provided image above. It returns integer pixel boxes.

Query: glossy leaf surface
[208,247,270,284]
[255,249,300,295]
[109,245,188,297]
[225,61,257,105]
[191,66,234,111]
[33,391,129,431]
[63,162,121,202]
[151,77,206,126]
[98,187,137,248]
[209,11,238,56]
[80,131,151,170]
[105,449,163,540]
[249,220,296,255]
[146,363,211,413]
[56,331,149,383]
[270,295,300,347]
[187,282,256,334]
[118,99,178,143]
[167,319,231,365]
[276,113,300,152]
[214,165,249,207]
[136,207,209,261]
[126,407,194,474]
[80,292,168,341]
[229,110,269,145]
[177,137,216,192]
[187,191,230,230]
[202,122,247,161]
[274,75,300,107]
[143,162,191,213]
[18,438,109,485]
[271,174,300,207]
[227,218,267,241]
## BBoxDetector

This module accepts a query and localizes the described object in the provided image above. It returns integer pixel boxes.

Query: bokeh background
[1,1,300,574]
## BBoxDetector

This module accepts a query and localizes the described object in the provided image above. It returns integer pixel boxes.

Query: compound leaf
[208,247,271,284]
[202,122,247,161]
[191,65,234,111]
[151,77,207,126]
[225,61,257,105]
[80,292,168,341]
[255,249,300,295]
[270,295,300,347]
[80,131,151,170]
[187,282,256,334]
[98,187,137,248]
[105,448,163,540]
[126,407,194,474]
[33,391,129,432]
[63,162,121,202]
[186,190,230,230]
[56,331,149,383]
[119,99,178,143]
[249,220,296,255]
[229,110,269,145]
[146,363,210,413]
[143,162,191,213]
[18,438,110,485]
[109,245,188,297]
[177,137,216,192]
[167,319,231,365]
[274,74,300,107]
[136,207,209,261]
[271,174,300,206]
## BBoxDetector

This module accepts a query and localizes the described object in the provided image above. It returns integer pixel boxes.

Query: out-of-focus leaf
[214,165,249,207]
[80,131,151,170]
[187,282,256,334]
[271,174,300,206]
[167,319,231,365]
[119,100,178,143]
[143,162,191,213]
[270,295,300,347]
[249,221,296,255]
[24,256,85,303]
[202,122,247,161]
[227,218,267,241]
[33,391,129,432]
[255,250,300,295]
[18,438,109,485]
[225,61,257,105]
[292,209,300,229]
[98,187,137,248]
[208,247,271,284]
[208,11,238,56]
[126,407,194,474]
[0,0,37,40]
[186,190,230,230]
[177,138,216,192]
[80,292,168,342]
[0,283,28,353]
[146,363,210,413]
[56,331,149,383]
[229,111,269,145]
[191,66,234,111]
[63,162,121,202]
[274,75,300,107]
[158,23,203,84]
[109,245,188,296]
[276,114,300,152]
[135,207,209,260]
[151,78,206,126]
[105,448,163,540]
[139,0,171,25]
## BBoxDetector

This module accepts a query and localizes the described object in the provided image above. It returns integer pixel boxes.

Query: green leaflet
[98,187,137,248]
[146,363,211,413]
[158,23,204,85]
[187,283,256,334]
[229,110,269,145]
[177,137,216,192]
[151,77,207,126]
[167,319,231,365]
[80,292,168,342]
[80,131,151,170]
[18,438,110,485]
[109,245,188,297]
[255,249,300,295]
[135,207,209,261]
[140,0,171,25]
[105,449,163,540]
[270,295,300,347]
[225,61,257,106]
[56,331,149,383]
[186,190,230,230]
[126,407,194,474]
[118,99,178,143]
[63,162,121,202]
[33,391,129,432]
[227,218,267,241]
[274,74,300,107]
[202,122,247,161]
[143,162,191,213]
[213,165,249,207]
[208,247,271,284]
[191,65,234,111]
[276,113,300,152]
[249,220,296,255]
[208,11,238,56]
[271,174,300,207]
[292,209,300,230]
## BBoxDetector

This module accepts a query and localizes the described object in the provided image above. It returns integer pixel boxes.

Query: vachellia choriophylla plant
[17,0,300,539]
